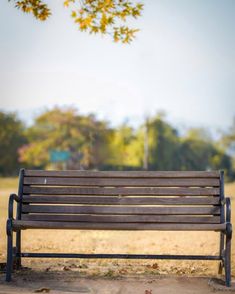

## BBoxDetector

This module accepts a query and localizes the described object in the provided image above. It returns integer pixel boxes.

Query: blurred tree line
[0,107,234,181]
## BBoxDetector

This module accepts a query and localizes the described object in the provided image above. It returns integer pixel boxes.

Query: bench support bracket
[19,252,222,260]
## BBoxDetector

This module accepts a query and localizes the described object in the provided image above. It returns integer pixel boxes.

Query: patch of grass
[225,182,235,200]
[104,269,116,278]
[0,177,18,190]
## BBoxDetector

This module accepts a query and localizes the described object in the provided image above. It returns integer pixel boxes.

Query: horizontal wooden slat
[22,195,220,205]
[24,170,220,178]
[12,220,226,231]
[23,186,220,196]
[22,205,220,215]
[21,214,221,224]
[24,177,220,187]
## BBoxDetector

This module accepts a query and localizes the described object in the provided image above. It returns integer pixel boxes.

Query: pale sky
[0,0,234,132]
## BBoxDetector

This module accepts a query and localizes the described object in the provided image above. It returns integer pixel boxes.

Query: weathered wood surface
[24,170,220,178]
[20,170,223,228]
[12,220,226,231]
[24,177,220,187]
[21,214,221,224]
[22,195,220,205]
[23,186,220,196]
[22,205,220,215]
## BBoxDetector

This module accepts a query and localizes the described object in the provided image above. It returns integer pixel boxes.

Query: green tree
[105,124,142,169]
[146,114,181,170]
[0,111,26,176]
[180,128,234,180]
[9,0,144,43]
[19,107,112,169]
[220,118,235,154]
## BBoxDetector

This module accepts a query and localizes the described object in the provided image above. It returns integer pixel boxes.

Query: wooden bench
[6,169,232,286]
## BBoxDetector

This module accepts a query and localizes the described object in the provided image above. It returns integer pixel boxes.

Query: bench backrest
[19,170,223,228]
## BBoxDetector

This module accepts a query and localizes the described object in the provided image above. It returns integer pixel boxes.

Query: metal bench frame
[6,169,232,286]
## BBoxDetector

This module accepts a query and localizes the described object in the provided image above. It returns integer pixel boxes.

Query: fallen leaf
[62,266,71,271]
[152,263,159,269]
[34,288,50,293]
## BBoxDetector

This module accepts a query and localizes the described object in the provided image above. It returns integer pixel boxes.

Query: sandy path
[0,271,234,294]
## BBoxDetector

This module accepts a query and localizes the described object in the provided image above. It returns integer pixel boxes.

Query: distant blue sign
[50,150,70,162]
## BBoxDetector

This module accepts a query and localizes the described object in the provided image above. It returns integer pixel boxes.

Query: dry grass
[0,177,234,277]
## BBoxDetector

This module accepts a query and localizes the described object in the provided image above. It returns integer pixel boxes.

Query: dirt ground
[0,178,234,293]
[0,271,235,294]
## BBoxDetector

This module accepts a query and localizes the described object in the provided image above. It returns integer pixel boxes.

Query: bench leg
[219,232,224,257]
[15,231,21,269]
[218,232,224,274]
[6,220,13,282]
[224,224,232,287]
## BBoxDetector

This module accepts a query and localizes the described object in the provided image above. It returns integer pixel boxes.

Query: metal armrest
[225,197,231,223]
[8,193,20,219]
[225,197,232,239]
